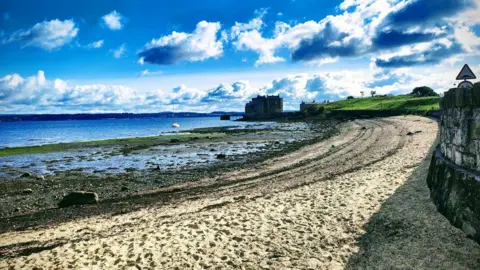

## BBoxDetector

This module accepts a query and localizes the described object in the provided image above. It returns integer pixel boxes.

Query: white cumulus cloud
[228,0,480,69]
[2,19,78,50]
[138,21,223,65]
[0,71,142,113]
[102,10,126,30]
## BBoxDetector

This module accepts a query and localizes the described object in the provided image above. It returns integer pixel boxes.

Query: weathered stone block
[443,90,452,109]
[469,119,480,141]
[453,128,463,146]
[464,88,473,107]
[473,108,480,125]
[456,88,465,107]
[454,150,462,165]
[446,146,453,161]
[473,83,480,107]
[462,153,476,169]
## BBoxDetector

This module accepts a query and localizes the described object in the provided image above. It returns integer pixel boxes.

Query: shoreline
[0,132,226,156]
[2,116,476,269]
[0,119,339,222]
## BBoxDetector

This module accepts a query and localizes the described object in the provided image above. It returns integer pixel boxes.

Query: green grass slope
[319,95,440,111]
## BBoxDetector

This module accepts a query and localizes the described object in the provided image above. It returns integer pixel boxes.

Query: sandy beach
[1,116,479,269]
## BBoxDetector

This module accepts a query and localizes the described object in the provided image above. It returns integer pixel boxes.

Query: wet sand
[1,116,479,269]
[0,121,335,218]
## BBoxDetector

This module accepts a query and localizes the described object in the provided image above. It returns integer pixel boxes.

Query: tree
[410,86,439,97]
[347,96,354,100]
[370,90,376,97]
[360,91,364,98]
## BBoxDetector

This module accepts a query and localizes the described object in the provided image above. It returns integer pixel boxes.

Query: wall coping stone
[440,82,480,110]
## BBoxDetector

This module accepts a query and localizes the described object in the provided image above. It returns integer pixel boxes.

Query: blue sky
[1,0,479,113]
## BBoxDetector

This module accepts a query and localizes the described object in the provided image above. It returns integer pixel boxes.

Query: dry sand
[1,116,479,269]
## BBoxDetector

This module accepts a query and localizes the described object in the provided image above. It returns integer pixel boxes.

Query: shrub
[347,96,354,100]
[305,105,325,116]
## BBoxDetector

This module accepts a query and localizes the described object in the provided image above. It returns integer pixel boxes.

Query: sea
[0,117,254,149]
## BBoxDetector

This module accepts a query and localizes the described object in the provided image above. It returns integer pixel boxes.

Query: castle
[245,95,283,117]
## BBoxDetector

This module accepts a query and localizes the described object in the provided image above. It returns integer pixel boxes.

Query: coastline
[2,115,477,269]
[0,119,339,221]
[0,132,226,156]
[0,116,251,149]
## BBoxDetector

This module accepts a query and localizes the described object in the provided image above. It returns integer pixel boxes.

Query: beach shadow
[0,240,65,259]
[345,148,480,269]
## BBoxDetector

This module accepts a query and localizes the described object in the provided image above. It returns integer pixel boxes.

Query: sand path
[1,116,479,269]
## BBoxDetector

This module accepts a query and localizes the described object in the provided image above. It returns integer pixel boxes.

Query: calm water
[0,117,253,148]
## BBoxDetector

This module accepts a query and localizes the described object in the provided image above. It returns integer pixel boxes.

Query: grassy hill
[315,95,440,111]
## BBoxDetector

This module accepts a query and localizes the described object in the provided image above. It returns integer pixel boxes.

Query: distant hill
[0,111,244,122]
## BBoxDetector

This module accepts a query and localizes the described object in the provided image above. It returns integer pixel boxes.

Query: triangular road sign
[456,64,476,80]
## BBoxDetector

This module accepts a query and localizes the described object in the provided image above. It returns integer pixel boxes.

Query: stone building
[427,82,480,243]
[245,95,283,117]
[300,100,318,111]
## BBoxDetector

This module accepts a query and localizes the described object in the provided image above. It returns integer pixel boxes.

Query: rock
[210,149,216,152]
[462,222,477,237]
[216,154,226,159]
[328,261,343,270]
[35,174,45,180]
[170,139,180,143]
[406,131,414,136]
[20,172,32,178]
[307,258,321,269]
[121,186,129,192]
[22,188,33,194]
[274,141,280,144]
[59,191,98,208]
[414,130,423,134]
[153,165,161,171]
[361,126,367,130]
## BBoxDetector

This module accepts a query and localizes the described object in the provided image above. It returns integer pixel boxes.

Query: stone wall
[427,82,480,243]
[439,83,480,171]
